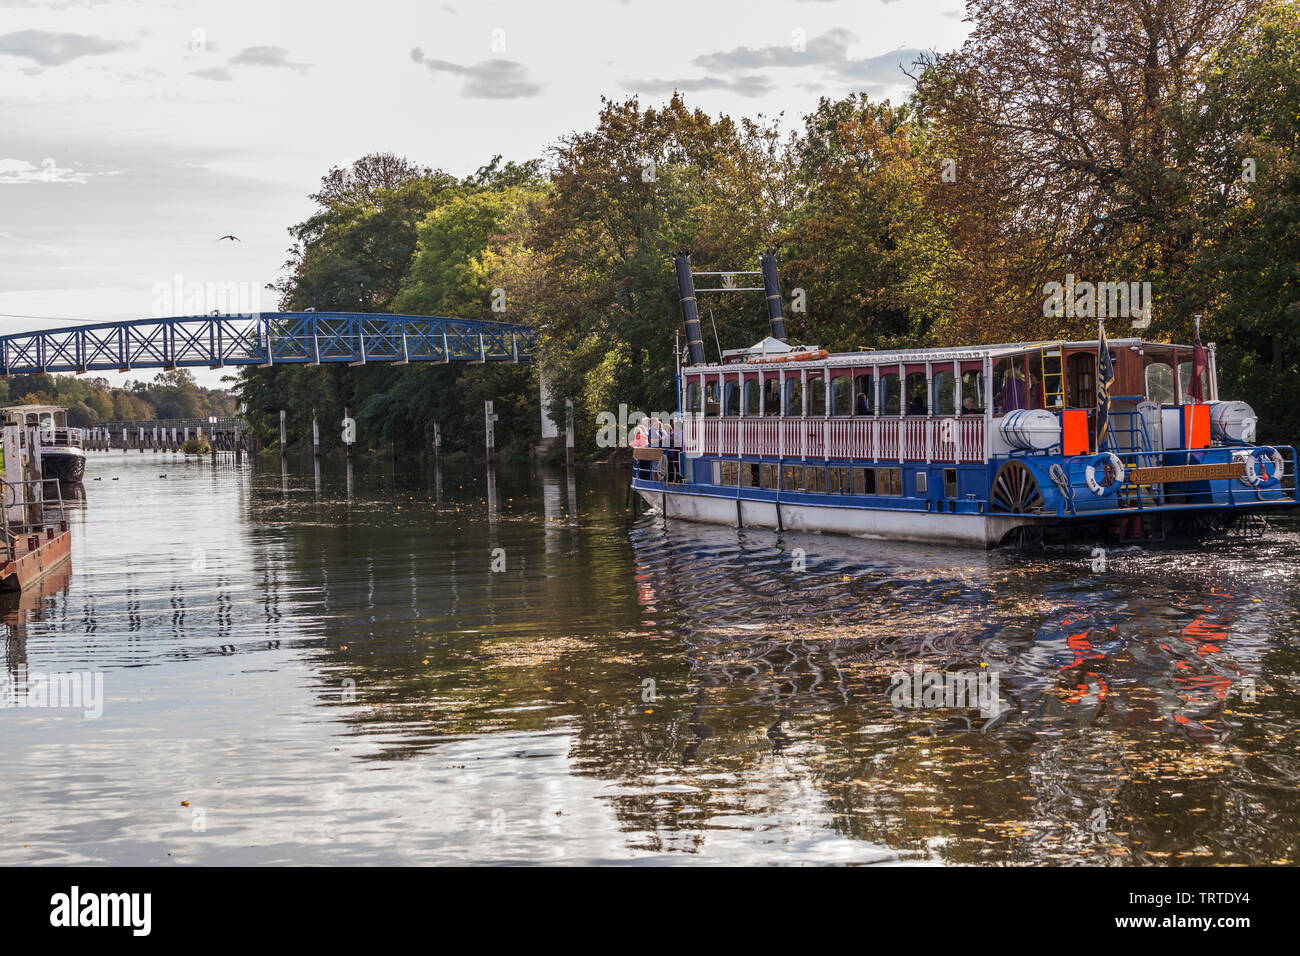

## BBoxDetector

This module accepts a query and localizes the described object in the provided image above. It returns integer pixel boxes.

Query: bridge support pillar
[538,370,559,456]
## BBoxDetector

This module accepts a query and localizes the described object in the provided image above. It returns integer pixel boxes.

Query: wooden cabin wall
[1113,347,1144,396]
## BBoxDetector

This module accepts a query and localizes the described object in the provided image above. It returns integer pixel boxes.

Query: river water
[0,453,1297,865]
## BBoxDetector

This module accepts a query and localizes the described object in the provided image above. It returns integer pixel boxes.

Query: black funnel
[674,255,706,366]
[760,253,787,342]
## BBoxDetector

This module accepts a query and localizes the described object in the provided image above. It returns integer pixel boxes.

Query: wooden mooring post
[484,400,497,463]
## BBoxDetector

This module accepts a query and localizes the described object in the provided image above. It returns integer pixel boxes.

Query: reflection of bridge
[0,312,538,375]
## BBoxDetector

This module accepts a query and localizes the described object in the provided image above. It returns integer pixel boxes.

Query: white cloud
[0,29,132,66]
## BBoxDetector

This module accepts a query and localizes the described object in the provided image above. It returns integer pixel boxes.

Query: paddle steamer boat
[630,256,1296,547]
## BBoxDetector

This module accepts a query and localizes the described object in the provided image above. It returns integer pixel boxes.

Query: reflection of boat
[0,405,86,482]
[633,256,1298,547]
[1,557,72,671]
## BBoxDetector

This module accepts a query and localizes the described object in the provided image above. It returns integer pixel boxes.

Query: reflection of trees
[271,460,1299,863]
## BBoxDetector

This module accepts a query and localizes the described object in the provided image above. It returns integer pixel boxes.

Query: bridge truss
[0,312,539,376]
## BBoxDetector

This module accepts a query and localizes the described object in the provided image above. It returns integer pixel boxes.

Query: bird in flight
[215,235,241,242]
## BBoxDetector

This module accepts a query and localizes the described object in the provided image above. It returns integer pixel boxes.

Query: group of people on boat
[631,417,683,481]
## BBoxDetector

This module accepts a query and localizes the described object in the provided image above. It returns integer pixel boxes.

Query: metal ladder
[1107,409,1162,507]
[1037,343,1065,409]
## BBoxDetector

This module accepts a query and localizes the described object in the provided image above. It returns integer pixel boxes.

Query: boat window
[760,463,779,490]
[724,382,740,416]
[743,380,760,416]
[807,375,826,416]
[805,466,827,493]
[854,374,873,415]
[853,468,876,494]
[960,370,984,414]
[831,375,852,416]
[687,382,702,415]
[933,370,956,416]
[1067,353,1095,408]
[740,462,760,487]
[1178,361,1208,403]
[944,468,958,499]
[704,381,720,416]
[880,373,900,415]
[782,464,804,492]
[1145,362,1175,405]
[878,467,903,496]
[905,372,927,416]
[785,378,802,416]
[829,466,854,494]
[993,357,1029,414]
[716,461,738,485]
[39,413,55,430]
[762,378,780,416]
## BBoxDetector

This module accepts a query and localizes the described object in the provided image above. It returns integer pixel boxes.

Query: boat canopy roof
[685,337,1204,373]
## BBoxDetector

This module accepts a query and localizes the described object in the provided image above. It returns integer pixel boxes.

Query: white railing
[684,416,986,463]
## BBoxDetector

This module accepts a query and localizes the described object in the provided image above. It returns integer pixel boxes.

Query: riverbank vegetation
[245,0,1300,459]
[1,369,236,427]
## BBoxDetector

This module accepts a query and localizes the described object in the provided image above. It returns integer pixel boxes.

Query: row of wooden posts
[276,401,576,463]
[87,424,248,461]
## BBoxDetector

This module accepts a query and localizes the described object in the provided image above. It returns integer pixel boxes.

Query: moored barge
[630,256,1296,548]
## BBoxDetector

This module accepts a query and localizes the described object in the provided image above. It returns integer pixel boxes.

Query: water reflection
[0,454,1295,865]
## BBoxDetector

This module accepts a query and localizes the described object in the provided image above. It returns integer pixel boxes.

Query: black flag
[1097,323,1116,449]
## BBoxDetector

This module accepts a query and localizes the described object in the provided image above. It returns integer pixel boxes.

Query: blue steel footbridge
[0,312,539,376]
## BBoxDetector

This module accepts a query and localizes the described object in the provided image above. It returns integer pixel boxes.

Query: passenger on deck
[648,418,662,447]
[855,392,871,415]
[906,391,926,416]
[631,425,648,448]
[962,396,980,414]
[1028,373,1044,410]
[663,419,681,481]
[1001,366,1028,412]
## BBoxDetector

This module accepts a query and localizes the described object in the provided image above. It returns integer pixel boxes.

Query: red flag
[1190,319,1208,402]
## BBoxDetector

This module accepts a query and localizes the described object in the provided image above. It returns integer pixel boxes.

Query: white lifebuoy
[1085,452,1126,497]
[1237,446,1285,488]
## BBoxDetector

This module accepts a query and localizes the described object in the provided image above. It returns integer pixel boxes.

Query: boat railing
[37,426,85,449]
[684,415,987,464]
[1053,444,1298,516]
[0,477,68,563]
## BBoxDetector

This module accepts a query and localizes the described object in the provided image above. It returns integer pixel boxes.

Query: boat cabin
[1,404,69,432]
[679,338,1219,464]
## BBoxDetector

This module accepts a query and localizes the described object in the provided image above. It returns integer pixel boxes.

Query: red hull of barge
[0,530,71,593]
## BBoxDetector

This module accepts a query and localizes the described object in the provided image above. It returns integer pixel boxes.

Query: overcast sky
[0,0,971,388]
